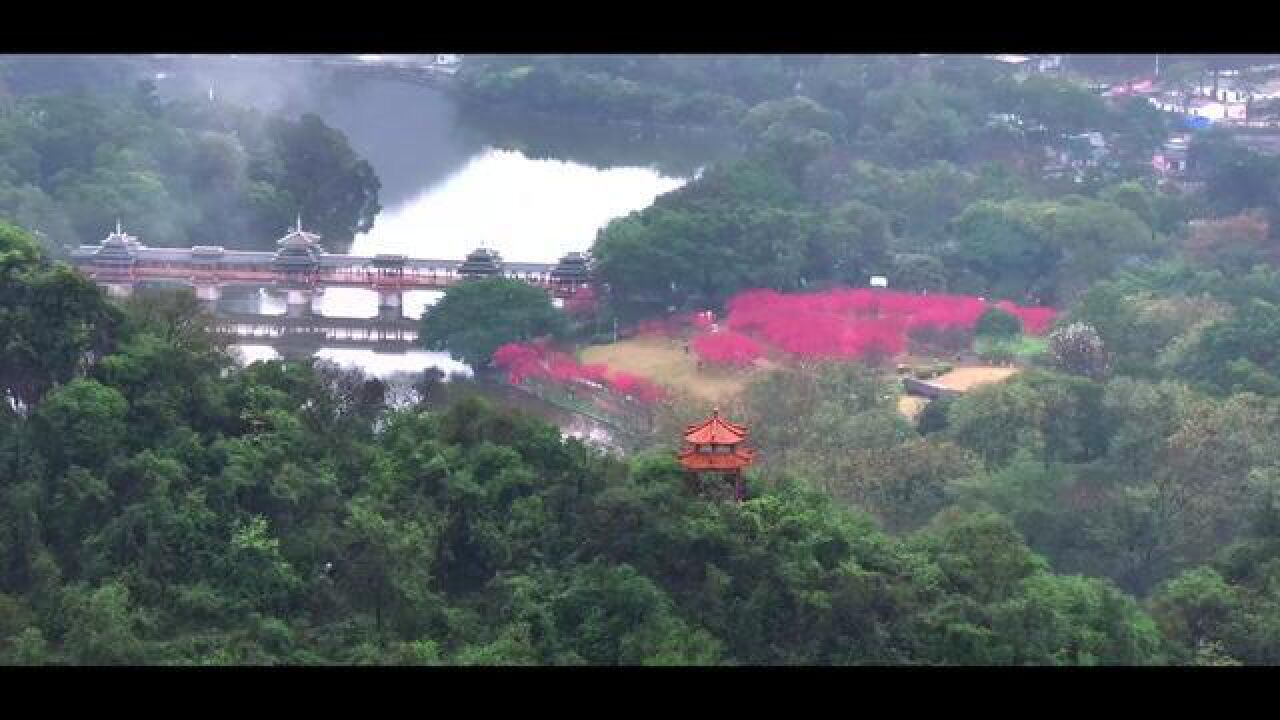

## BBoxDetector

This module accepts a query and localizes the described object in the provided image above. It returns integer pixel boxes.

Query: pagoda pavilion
[549,251,590,296]
[272,215,325,285]
[678,408,757,502]
[457,247,504,279]
[92,220,142,276]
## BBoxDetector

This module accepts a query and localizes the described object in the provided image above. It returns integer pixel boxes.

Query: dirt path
[897,365,1021,420]
[930,366,1021,391]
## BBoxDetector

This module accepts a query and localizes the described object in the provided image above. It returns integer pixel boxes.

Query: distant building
[1186,97,1248,123]
[1154,134,1191,177]
[987,112,1023,130]
[1035,55,1064,73]
[1051,131,1108,168]
[1105,77,1157,98]
[989,54,1031,66]
[985,54,1062,75]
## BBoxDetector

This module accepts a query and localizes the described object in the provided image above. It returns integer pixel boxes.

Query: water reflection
[353,147,687,261]
[456,104,734,180]
[221,286,443,321]
[233,344,472,379]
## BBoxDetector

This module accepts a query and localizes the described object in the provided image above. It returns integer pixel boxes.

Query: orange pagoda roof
[683,408,749,445]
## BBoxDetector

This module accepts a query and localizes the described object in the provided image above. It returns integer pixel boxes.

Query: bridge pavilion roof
[551,251,591,280]
[101,222,141,250]
[278,216,324,252]
[273,218,325,269]
[457,247,505,276]
[92,222,142,265]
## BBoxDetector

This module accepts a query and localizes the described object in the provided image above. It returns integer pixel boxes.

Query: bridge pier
[378,289,403,320]
[274,343,320,362]
[285,288,313,319]
[104,283,134,299]
[194,283,221,311]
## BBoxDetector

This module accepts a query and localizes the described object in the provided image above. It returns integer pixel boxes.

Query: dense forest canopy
[550,55,1181,319]
[6,54,1280,665]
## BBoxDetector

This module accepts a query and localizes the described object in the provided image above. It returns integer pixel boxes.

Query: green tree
[948,201,1057,301]
[891,253,948,293]
[975,306,1023,339]
[266,113,381,250]
[945,380,1045,468]
[419,278,567,370]
[806,199,891,286]
[1149,567,1243,663]
[1179,299,1280,395]
[29,378,128,474]
[0,220,118,407]
[59,581,155,665]
[1048,322,1110,380]
[741,96,843,177]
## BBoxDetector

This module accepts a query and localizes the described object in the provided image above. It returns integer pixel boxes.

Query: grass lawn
[973,334,1049,361]
[580,335,758,403]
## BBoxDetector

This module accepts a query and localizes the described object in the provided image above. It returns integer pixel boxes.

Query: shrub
[978,340,1017,365]
[975,307,1023,339]
[908,325,974,355]
[917,396,954,435]
[1048,322,1110,380]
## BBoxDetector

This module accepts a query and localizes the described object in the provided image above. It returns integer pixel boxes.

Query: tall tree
[419,278,567,370]
[0,220,117,408]
[266,113,381,251]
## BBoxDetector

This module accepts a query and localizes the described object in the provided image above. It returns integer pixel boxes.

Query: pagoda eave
[678,448,757,472]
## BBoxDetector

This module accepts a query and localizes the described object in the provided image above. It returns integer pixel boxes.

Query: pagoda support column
[286,288,313,319]
[104,282,134,299]
[194,283,221,311]
[378,288,403,320]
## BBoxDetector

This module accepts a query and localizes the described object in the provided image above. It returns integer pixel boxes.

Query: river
[154,57,731,437]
